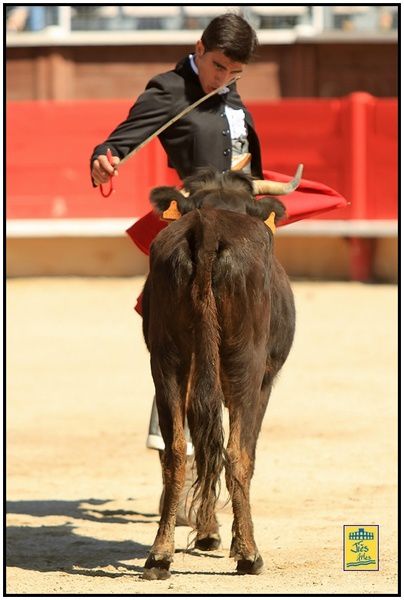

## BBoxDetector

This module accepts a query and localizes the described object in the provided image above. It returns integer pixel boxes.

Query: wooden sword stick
[99,76,241,197]
[119,75,241,167]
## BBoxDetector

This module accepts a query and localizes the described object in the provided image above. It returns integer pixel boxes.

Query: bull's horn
[253,163,304,195]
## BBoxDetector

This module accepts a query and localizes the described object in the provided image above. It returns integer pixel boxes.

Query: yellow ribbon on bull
[264,211,276,234]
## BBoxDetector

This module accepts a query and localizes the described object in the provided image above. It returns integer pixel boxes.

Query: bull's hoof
[142,567,171,580]
[195,533,221,551]
[142,555,171,580]
[236,554,264,575]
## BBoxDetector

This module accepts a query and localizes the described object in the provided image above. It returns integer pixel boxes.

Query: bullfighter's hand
[92,154,120,185]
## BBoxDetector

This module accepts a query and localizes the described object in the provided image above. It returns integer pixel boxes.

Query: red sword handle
[99,148,114,198]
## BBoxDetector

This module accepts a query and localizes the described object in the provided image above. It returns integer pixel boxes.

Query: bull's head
[150,166,303,229]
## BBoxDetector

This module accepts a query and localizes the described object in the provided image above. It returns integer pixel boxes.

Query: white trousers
[146,397,194,456]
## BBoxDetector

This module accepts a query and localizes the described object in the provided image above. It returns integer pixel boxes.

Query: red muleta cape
[127,170,349,314]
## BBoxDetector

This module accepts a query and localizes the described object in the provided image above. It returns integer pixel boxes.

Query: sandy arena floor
[6,277,398,595]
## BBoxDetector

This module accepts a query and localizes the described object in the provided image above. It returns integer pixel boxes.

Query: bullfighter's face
[194,41,244,94]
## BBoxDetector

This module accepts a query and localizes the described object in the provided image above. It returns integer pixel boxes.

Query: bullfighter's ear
[246,196,287,223]
[150,187,184,215]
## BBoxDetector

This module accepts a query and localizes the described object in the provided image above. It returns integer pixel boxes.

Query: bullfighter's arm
[90,78,175,186]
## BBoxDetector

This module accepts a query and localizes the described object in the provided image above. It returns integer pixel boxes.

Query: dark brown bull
[141,168,296,579]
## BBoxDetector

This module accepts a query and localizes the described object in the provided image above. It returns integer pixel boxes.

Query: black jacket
[91,56,264,180]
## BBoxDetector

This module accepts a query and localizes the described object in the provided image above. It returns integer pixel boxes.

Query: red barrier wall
[6,94,397,221]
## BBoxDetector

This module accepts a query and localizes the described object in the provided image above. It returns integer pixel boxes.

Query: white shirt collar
[189,53,198,76]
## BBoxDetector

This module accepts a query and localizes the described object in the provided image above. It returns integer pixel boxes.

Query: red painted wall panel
[249,99,350,219]
[6,95,397,220]
[6,100,181,219]
[365,100,398,219]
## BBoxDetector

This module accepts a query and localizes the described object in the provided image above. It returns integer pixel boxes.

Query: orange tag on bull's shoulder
[162,200,181,221]
[264,211,276,234]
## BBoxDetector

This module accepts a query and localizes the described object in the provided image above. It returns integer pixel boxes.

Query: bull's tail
[187,211,224,530]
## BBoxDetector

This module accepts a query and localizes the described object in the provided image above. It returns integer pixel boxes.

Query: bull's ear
[150,187,184,215]
[246,196,287,223]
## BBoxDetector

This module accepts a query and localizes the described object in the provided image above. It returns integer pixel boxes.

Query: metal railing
[6,5,398,45]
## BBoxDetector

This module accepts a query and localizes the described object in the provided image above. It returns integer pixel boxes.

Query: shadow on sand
[7,498,159,524]
[6,499,154,577]
[6,499,233,579]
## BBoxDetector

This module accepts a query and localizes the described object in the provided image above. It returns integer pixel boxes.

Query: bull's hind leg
[143,374,187,580]
[183,354,221,552]
[187,420,221,552]
[225,398,265,575]
[194,493,221,552]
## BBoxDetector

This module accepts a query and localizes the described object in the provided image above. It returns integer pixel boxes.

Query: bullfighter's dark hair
[201,13,258,63]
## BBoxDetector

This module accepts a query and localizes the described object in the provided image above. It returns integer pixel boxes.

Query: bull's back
[209,210,272,298]
[144,208,274,350]
[150,208,271,286]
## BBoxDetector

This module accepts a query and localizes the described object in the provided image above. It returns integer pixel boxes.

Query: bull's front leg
[143,394,187,580]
